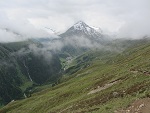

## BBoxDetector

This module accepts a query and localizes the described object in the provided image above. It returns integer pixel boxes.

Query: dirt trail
[130,69,150,76]
[115,98,150,113]
[88,80,119,95]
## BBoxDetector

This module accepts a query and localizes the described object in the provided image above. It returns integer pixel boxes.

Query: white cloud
[0,0,150,42]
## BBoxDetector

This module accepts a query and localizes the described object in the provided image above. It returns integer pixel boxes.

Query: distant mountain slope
[28,21,112,58]
[46,21,111,57]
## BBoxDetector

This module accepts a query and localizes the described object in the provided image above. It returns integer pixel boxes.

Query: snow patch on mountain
[44,27,56,34]
[90,26,102,33]
[73,21,87,30]
[72,21,102,36]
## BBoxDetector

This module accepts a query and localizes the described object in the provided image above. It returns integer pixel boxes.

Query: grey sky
[0,0,150,42]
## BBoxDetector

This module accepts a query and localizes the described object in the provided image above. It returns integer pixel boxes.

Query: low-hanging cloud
[42,35,106,53]
[9,33,124,65]
[12,35,103,59]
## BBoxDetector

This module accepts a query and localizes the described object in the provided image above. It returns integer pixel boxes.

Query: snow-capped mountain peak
[60,21,104,40]
[70,21,102,36]
[73,21,88,30]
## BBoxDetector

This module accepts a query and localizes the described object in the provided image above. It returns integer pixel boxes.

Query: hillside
[0,41,62,106]
[0,39,150,113]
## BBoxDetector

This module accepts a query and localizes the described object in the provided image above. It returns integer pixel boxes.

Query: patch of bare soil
[115,98,150,113]
[87,80,119,95]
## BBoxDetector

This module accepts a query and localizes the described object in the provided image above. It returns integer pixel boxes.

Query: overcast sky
[0,0,150,42]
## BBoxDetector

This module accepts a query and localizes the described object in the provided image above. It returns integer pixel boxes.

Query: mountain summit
[60,21,103,39]
[73,21,88,30]
[60,21,109,44]
[72,21,101,36]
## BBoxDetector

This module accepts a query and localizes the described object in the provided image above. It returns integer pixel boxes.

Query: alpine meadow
[0,0,150,113]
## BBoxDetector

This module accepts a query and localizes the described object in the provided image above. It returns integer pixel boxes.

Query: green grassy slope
[0,40,150,113]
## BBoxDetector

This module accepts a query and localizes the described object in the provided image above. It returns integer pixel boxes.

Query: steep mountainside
[0,41,62,106]
[1,39,150,113]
